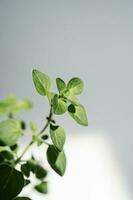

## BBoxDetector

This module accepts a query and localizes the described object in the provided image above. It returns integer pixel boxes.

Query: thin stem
[15,105,53,165]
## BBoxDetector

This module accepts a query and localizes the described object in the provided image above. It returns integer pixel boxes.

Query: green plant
[0,69,88,200]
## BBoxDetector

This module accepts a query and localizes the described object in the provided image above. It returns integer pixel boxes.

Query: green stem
[15,105,53,165]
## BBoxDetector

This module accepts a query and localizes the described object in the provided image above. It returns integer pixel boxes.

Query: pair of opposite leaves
[32,69,88,126]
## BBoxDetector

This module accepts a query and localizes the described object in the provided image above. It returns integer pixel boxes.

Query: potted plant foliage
[0,69,88,200]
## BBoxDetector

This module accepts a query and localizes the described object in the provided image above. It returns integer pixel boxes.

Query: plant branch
[15,105,53,165]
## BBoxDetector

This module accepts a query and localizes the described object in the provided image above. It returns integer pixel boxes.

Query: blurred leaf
[14,197,32,200]
[0,102,9,116]
[34,181,48,194]
[0,95,32,116]
[0,119,22,146]
[0,95,16,116]
[30,121,37,132]
[34,165,47,179]
[68,104,88,126]
[56,78,66,94]
[50,125,66,151]
[0,151,14,161]
[0,164,24,200]
[27,159,37,172]
[11,99,32,114]
[47,145,66,176]
[52,94,67,115]
[21,163,31,178]
[0,146,6,152]
[22,160,47,180]
[10,144,18,152]
[67,77,84,95]
[32,135,42,146]
[32,69,51,96]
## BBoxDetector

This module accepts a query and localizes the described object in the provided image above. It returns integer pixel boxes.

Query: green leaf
[14,197,32,200]
[68,104,88,126]
[21,163,31,178]
[0,119,22,146]
[11,99,32,114]
[34,165,47,179]
[56,78,66,94]
[0,102,9,116]
[32,135,42,146]
[50,125,66,151]
[0,95,16,116]
[0,151,14,161]
[30,121,37,132]
[22,160,47,179]
[67,77,84,95]
[32,69,51,96]
[34,181,48,194]
[0,164,24,200]
[47,145,66,176]
[26,159,37,172]
[68,104,76,113]
[0,96,32,116]
[52,94,67,115]
[0,153,4,164]
[65,93,79,106]
[10,144,18,152]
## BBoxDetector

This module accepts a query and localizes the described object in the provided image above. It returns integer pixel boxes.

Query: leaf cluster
[0,69,88,200]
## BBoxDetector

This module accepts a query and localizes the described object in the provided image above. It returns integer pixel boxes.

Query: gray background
[0,0,133,192]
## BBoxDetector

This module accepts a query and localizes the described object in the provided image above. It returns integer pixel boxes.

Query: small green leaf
[68,104,88,126]
[34,181,48,194]
[52,94,67,115]
[34,165,47,179]
[0,119,22,146]
[0,102,9,116]
[27,159,37,172]
[32,135,42,146]
[10,144,18,152]
[0,151,14,161]
[65,93,79,106]
[21,163,31,178]
[0,146,6,152]
[56,78,66,93]
[46,92,55,104]
[50,125,66,151]
[0,95,16,116]
[22,160,47,179]
[0,164,24,200]
[30,121,37,132]
[12,99,32,114]
[14,197,32,200]
[0,96,32,116]
[47,145,66,176]
[68,104,76,113]
[67,77,84,95]
[32,69,51,96]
